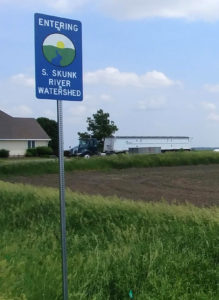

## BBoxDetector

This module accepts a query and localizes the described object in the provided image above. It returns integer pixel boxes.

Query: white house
[0,110,51,156]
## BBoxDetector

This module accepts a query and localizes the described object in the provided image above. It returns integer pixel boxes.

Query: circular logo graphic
[43,33,75,67]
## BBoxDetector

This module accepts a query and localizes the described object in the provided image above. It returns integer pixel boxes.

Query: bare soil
[5,164,219,207]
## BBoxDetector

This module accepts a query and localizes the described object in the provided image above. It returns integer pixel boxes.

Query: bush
[26,148,38,157]
[26,147,53,157]
[36,146,53,156]
[0,149,9,158]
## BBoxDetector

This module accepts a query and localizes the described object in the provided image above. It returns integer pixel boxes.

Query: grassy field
[0,181,218,299]
[1,151,219,177]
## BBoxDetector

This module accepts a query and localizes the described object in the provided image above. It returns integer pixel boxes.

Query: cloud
[142,71,181,88]
[10,73,35,88]
[0,0,90,13]
[84,67,180,88]
[7,105,33,117]
[2,0,219,21]
[207,112,219,122]
[65,103,94,127]
[3,0,219,21]
[99,0,219,21]
[201,101,219,122]
[43,109,56,119]
[100,94,113,102]
[46,0,90,13]
[67,104,87,118]
[204,84,219,93]
[202,101,216,111]
[137,97,166,111]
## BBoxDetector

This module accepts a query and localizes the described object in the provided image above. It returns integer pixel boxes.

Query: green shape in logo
[43,33,75,67]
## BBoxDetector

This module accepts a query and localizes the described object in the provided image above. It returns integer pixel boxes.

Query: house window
[28,140,35,149]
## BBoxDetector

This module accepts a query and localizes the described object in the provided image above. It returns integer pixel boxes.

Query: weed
[0,181,218,299]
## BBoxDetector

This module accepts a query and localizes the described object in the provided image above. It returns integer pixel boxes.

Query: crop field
[1,151,219,177]
[0,152,218,299]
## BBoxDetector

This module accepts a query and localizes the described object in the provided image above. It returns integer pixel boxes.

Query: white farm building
[104,136,191,153]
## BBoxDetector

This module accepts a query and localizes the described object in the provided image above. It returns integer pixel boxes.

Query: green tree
[78,109,118,150]
[37,117,58,155]
[77,132,91,139]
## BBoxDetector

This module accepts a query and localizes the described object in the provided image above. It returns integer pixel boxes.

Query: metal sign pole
[57,100,68,300]
[35,14,82,299]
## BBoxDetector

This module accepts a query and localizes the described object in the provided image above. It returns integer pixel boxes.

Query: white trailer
[104,136,191,153]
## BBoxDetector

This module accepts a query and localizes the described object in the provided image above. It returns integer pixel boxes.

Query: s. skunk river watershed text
[37,68,82,97]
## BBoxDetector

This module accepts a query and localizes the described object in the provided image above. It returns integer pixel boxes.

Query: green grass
[0,181,218,299]
[1,151,219,177]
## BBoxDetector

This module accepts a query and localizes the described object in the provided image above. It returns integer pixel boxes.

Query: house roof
[0,110,50,140]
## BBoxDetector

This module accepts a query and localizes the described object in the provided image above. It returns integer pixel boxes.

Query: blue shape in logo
[52,50,62,66]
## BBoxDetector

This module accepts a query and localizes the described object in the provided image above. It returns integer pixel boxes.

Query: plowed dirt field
[5,164,219,207]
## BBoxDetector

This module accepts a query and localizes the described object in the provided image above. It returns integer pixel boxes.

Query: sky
[1,0,219,148]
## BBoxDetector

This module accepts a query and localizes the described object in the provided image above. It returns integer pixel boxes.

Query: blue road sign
[35,13,83,101]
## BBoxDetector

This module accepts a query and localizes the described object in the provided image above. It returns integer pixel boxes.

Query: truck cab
[70,138,98,158]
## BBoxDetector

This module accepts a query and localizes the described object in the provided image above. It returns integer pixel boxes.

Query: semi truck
[70,136,191,158]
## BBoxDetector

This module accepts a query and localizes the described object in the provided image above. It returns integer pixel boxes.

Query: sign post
[57,99,68,299]
[35,13,83,300]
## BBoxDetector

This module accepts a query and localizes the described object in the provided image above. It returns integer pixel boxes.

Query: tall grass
[1,151,219,177]
[0,181,218,299]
